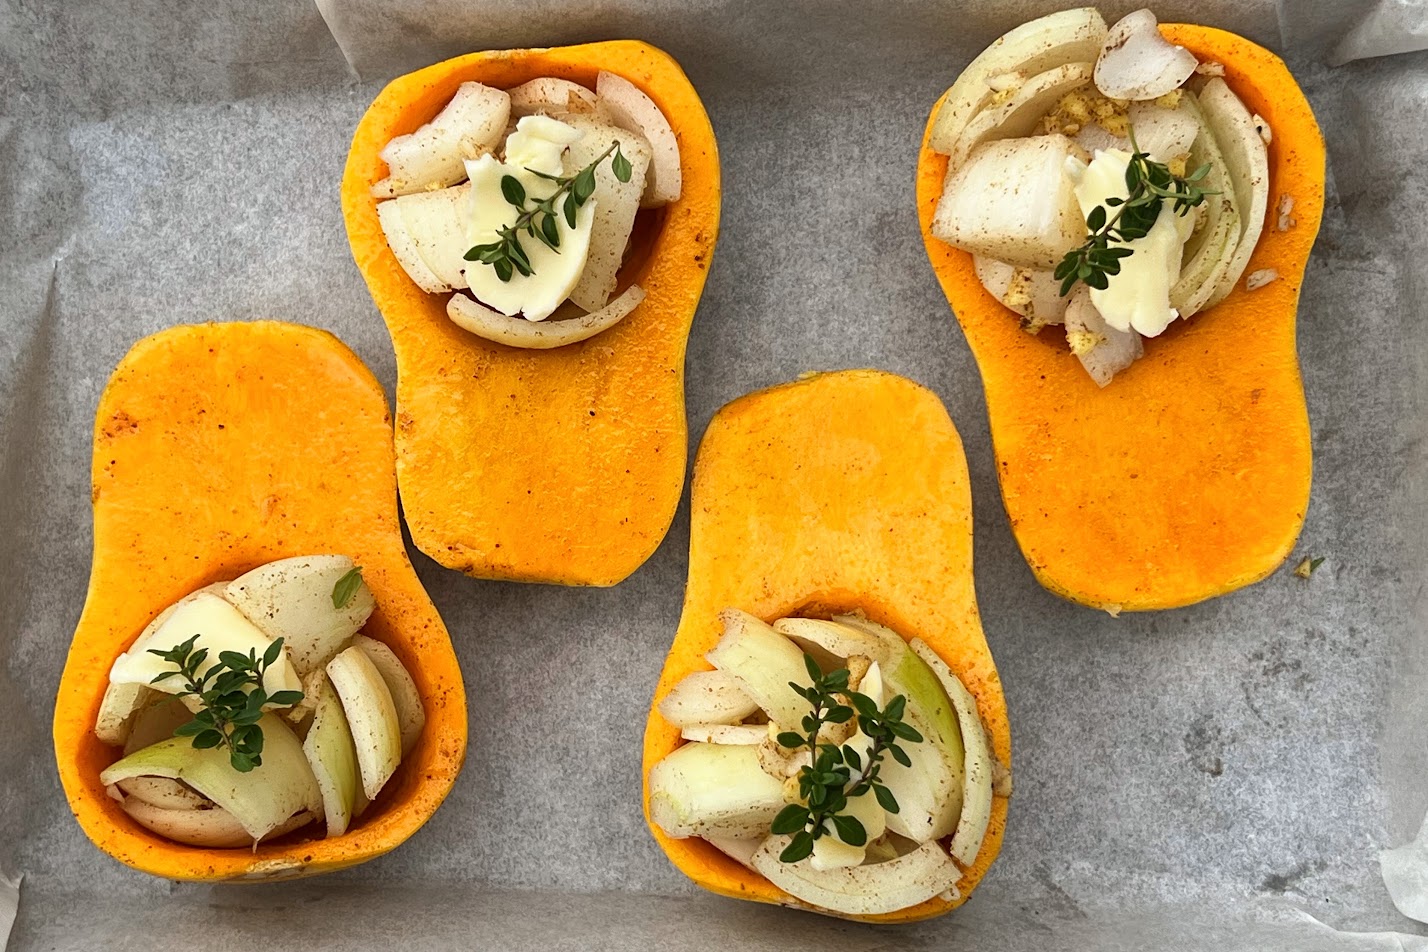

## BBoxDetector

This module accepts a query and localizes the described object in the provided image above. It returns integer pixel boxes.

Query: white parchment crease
[2,0,1428,948]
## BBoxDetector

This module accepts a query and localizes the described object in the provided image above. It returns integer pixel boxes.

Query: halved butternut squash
[917,25,1324,611]
[642,369,1011,923]
[54,321,466,881]
[341,41,720,586]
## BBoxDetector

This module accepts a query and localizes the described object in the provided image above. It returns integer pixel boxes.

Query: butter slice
[1068,149,1194,337]
[464,115,596,321]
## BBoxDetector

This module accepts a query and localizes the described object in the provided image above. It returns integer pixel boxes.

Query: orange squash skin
[641,370,1011,923]
[341,41,720,587]
[54,321,467,881]
[917,26,1325,611]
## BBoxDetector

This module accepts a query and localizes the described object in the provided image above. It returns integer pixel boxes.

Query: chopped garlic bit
[1066,328,1104,355]
[1002,269,1034,310]
[1165,153,1189,178]
[1277,194,1297,231]
[1246,268,1280,291]
[1253,114,1272,144]
[1195,61,1226,77]
[1153,89,1183,110]
[1037,90,1129,138]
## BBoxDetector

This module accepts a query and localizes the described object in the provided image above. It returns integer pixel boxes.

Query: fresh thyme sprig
[1055,130,1216,298]
[464,141,634,283]
[769,654,924,863]
[148,635,304,772]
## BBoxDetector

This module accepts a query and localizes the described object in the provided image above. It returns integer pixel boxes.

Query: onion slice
[373,82,510,197]
[596,71,682,207]
[1094,10,1198,101]
[648,742,786,840]
[351,635,425,756]
[122,799,314,849]
[116,776,211,811]
[1196,78,1272,309]
[678,724,768,745]
[1169,92,1242,319]
[705,609,811,729]
[447,285,645,350]
[100,714,322,840]
[908,639,997,867]
[1064,287,1143,388]
[657,669,760,728]
[751,837,962,916]
[224,555,375,679]
[507,77,597,118]
[929,7,1108,156]
[947,62,1094,171]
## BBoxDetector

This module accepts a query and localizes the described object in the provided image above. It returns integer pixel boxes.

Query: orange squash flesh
[54,321,466,881]
[917,26,1325,611]
[642,370,1010,923]
[342,41,720,587]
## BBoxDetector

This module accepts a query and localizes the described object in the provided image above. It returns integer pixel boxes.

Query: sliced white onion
[224,555,375,680]
[931,135,1088,270]
[1196,78,1272,309]
[751,837,962,916]
[679,724,767,745]
[929,7,1108,156]
[447,284,645,350]
[1126,99,1200,163]
[947,62,1093,170]
[373,82,510,197]
[326,646,402,801]
[376,184,471,294]
[657,669,760,728]
[1074,123,1128,154]
[561,116,651,312]
[123,697,197,755]
[908,639,997,867]
[507,77,597,118]
[96,682,153,747]
[771,617,893,668]
[1064,286,1143,388]
[302,675,363,838]
[123,799,314,849]
[1170,92,1242,319]
[648,742,786,840]
[705,609,811,729]
[1094,10,1198,101]
[116,776,211,811]
[706,835,764,869]
[350,635,424,756]
[974,256,1069,328]
[101,714,322,840]
[595,71,682,207]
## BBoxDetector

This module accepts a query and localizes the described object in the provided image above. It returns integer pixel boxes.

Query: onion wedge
[115,776,210,811]
[302,675,363,837]
[446,285,645,349]
[224,555,375,679]
[1064,287,1143,387]
[909,640,997,866]
[772,617,893,668]
[373,82,510,197]
[507,77,597,118]
[595,70,682,207]
[1169,92,1242,319]
[326,646,402,801]
[705,609,811,729]
[100,714,321,841]
[973,257,1069,329]
[351,635,425,755]
[751,838,962,916]
[1094,10,1198,101]
[929,7,1107,157]
[679,724,767,745]
[657,669,760,728]
[123,799,314,848]
[947,62,1094,171]
[648,742,786,840]
[1196,78,1271,309]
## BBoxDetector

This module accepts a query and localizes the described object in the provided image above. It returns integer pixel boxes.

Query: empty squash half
[54,321,466,881]
[642,370,1011,922]
[341,41,720,586]
[917,24,1324,611]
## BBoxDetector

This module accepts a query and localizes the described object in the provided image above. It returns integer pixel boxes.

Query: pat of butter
[464,115,596,322]
[1067,149,1193,337]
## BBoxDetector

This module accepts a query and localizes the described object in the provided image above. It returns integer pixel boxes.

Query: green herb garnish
[332,565,364,609]
[464,140,634,283]
[769,653,924,863]
[148,635,304,772]
[1056,130,1215,298]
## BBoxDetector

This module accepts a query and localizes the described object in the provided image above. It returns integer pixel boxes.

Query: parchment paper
[3,0,1427,948]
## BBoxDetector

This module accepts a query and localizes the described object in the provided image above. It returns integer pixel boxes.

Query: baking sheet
[3,0,1428,947]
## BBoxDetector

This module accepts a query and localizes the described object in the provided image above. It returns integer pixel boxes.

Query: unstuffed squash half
[917,13,1324,611]
[54,321,466,881]
[342,41,720,586]
[642,370,1011,923]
